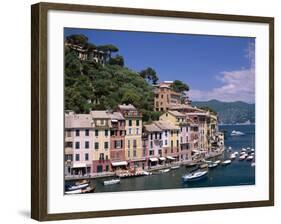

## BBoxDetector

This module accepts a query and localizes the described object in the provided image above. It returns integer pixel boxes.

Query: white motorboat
[222,160,231,165]
[208,163,218,168]
[65,186,95,194]
[214,160,221,164]
[171,165,180,170]
[251,148,255,152]
[239,155,247,160]
[231,130,245,136]
[228,146,232,150]
[233,151,239,156]
[103,179,121,185]
[251,162,256,167]
[241,148,247,152]
[230,154,236,160]
[66,182,89,191]
[182,170,208,181]
[246,155,254,161]
[141,170,152,176]
[159,168,170,173]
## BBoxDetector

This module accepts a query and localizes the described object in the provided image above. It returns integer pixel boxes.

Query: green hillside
[192,100,255,124]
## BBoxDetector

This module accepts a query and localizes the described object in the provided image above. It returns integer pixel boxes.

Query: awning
[111,161,128,166]
[72,163,86,168]
[192,149,201,153]
[166,156,175,160]
[149,157,158,162]
[159,157,166,161]
[111,119,118,122]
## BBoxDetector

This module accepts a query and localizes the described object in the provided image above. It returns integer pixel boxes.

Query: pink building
[65,112,94,176]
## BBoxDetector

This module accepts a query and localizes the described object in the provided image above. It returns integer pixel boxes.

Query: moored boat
[159,168,170,173]
[103,179,121,185]
[246,155,254,161]
[214,160,221,164]
[65,186,95,194]
[239,155,247,160]
[222,160,231,165]
[231,130,245,136]
[66,181,89,191]
[171,165,180,170]
[182,170,208,182]
[230,154,236,160]
[208,163,218,168]
[199,163,208,169]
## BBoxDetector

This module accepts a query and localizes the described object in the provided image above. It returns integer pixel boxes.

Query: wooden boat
[182,170,208,182]
[222,160,231,165]
[103,179,120,185]
[65,186,95,194]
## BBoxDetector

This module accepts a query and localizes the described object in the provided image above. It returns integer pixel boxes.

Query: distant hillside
[192,100,255,124]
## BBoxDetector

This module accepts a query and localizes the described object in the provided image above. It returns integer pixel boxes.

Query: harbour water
[69,124,255,193]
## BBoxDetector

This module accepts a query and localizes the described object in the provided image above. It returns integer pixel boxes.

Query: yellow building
[117,104,144,168]
[90,111,111,173]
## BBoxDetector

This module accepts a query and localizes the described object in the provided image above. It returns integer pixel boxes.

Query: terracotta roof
[144,124,162,132]
[65,114,92,128]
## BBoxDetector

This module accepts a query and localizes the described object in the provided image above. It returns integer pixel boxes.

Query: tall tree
[170,80,189,93]
[139,67,158,85]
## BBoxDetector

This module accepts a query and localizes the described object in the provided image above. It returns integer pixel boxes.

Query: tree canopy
[139,67,158,85]
[170,80,189,93]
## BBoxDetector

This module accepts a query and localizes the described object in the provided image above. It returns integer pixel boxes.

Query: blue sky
[64,28,255,103]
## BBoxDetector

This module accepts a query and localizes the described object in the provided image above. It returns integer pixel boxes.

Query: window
[75,154,80,161]
[180,137,183,143]
[95,142,99,150]
[75,130,80,136]
[105,155,108,160]
[85,141,89,149]
[75,142,80,149]
[165,140,168,145]
[65,142,72,148]
[129,120,132,126]
[136,128,139,134]
[171,140,173,148]
[99,153,104,160]
[128,150,130,158]
[115,140,122,149]
[85,153,89,161]
[128,140,130,149]
[150,141,153,149]
[165,130,168,137]
[85,129,89,136]
[101,119,104,125]
[149,150,154,156]
[95,130,99,137]
[143,149,146,157]
[177,140,179,147]
[110,130,115,136]
[133,139,137,148]
[159,133,162,139]
[136,120,140,126]
[155,133,157,139]
[133,150,137,157]
[104,142,109,150]
[105,130,108,137]
[129,128,132,134]
[106,165,109,172]
[66,130,71,137]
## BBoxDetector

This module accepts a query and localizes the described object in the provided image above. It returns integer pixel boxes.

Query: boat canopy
[111,161,128,166]
[159,157,166,161]
[72,163,86,168]
[149,157,159,162]
[166,156,175,160]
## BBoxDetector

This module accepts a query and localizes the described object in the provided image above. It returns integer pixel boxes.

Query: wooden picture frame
[31,2,274,221]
